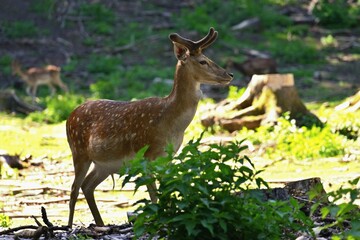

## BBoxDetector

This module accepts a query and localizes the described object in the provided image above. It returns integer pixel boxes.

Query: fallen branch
[0,90,43,115]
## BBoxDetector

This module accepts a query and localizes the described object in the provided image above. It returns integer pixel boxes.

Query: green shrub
[113,22,148,46]
[265,37,320,64]
[323,110,360,141]
[227,86,246,100]
[237,114,345,160]
[90,65,173,100]
[30,0,55,17]
[121,136,313,239]
[27,94,84,123]
[87,55,122,74]
[313,0,360,28]
[90,72,124,99]
[310,177,360,239]
[0,55,12,75]
[175,0,290,35]
[0,213,11,227]
[78,3,115,35]
[2,21,39,39]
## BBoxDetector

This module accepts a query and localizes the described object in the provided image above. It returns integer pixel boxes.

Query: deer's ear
[173,42,190,62]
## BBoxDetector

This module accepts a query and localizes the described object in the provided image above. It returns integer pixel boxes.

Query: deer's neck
[16,69,30,83]
[165,61,201,128]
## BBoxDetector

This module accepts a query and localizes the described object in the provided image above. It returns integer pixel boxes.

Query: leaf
[168,213,192,223]
[121,175,132,189]
[200,219,215,236]
[147,204,159,213]
[133,213,146,236]
[219,219,228,233]
[321,207,330,219]
[176,201,188,210]
[219,163,232,177]
[134,145,150,160]
[239,166,253,176]
[196,183,209,195]
[200,198,210,208]
[185,220,198,236]
[255,177,269,189]
[337,202,356,217]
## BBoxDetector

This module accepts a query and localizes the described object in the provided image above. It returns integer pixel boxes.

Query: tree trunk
[202,74,322,132]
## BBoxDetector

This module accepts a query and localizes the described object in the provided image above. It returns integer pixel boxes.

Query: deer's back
[66,98,181,162]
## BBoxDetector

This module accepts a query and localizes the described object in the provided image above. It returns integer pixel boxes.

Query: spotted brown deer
[66,27,233,227]
[12,61,69,102]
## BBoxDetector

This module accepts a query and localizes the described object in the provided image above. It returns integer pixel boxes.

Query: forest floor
[0,0,359,239]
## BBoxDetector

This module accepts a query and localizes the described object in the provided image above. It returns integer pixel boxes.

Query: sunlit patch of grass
[0,113,69,159]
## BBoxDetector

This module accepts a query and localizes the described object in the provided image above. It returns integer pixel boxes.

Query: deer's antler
[169,27,218,54]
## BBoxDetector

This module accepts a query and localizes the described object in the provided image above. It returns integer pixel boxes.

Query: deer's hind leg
[81,164,110,226]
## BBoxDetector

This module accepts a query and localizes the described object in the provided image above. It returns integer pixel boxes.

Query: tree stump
[335,90,360,112]
[201,74,322,132]
[0,90,42,114]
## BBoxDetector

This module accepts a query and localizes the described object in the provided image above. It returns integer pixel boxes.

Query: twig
[41,206,54,228]
[31,215,42,227]
[20,196,84,204]
[0,225,38,235]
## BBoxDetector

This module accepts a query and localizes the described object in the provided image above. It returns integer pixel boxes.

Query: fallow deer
[66,27,233,227]
[12,61,69,102]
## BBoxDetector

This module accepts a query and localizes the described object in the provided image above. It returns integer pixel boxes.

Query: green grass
[0,113,69,159]
[78,2,116,35]
[30,0,55,17]
[2,21,40,39]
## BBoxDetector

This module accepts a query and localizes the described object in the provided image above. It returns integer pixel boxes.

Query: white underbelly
[93,155,134,174]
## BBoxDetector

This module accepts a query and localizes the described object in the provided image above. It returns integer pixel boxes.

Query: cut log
[0,90,42,114]
[201,74,322,132]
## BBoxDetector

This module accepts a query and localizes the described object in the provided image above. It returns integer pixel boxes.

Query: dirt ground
[0,1,359,239]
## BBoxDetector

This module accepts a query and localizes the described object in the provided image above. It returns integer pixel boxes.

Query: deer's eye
[199,60,207,65]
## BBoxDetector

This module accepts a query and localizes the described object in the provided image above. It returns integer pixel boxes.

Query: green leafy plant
[30,0,55,17]
[0,213,11,227]
[87,54,122,74]
[237,114,345,161]
[78,3,115,35]
[90,65,172,100]
[0,55,12,75]
[310,177,360,239]
[175,0,290,35]
[313,0,360,29]
[27,94,84,123]
[227,86,246,100]
[265,36,320,64]
[121,136,313,239]
[2,21,39,39]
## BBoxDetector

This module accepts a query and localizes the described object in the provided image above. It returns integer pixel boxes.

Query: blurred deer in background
[66,27,233,227]
[12,60,69,103]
